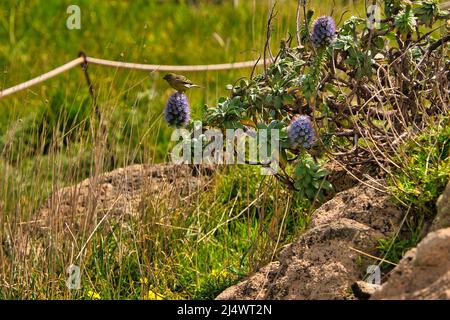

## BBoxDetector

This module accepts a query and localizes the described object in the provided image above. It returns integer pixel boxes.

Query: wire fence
[0,54,265,99]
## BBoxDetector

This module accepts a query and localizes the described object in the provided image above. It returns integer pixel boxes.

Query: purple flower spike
[311,16,336,48]
[288,115,315,149]
[164,92,190,127]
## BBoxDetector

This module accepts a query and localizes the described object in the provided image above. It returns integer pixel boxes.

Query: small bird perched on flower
[163,73,201,92]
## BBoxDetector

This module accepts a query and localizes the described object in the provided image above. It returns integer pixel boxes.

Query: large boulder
[371,227,450,299]
[371,181,450,300]
[216,182,403,300]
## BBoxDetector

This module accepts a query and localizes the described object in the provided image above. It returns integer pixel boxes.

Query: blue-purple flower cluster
[311,16,336,48]
[164,92,190,127]
[287,115,314,149]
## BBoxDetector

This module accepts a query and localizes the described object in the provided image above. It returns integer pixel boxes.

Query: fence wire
[0,55,265,99]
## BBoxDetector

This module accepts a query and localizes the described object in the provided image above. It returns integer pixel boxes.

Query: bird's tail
[187,84,202,89]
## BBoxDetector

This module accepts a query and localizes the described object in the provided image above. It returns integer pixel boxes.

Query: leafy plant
[414,0,446,26]
[294,156,332,201]
[389,117,450,216]
[395,7,417,35]
[199,4,449,204]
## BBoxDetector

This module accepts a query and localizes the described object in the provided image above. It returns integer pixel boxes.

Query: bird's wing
[177,75,194,85]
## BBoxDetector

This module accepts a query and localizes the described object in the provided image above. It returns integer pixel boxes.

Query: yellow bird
[163,73,201,92]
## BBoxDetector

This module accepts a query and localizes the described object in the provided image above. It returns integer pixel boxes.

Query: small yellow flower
[211,269,229,279]
[145,289,164,300]
[211,269,219,277]
[139,277,149,285]
[86,290,101,300]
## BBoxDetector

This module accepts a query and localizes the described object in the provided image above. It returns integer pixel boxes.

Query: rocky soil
[217,180,450,300]
[38,163,213,222]
[371,227,450,299]
[371,181,450,299]
[217,181,404,299]
[12,164,214,258]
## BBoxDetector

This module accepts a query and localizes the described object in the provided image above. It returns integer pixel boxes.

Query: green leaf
[322,180,333,191]
[395,8,417,34]
[295,164,306,178]
[312,180,320,189]
[305,188,315,199]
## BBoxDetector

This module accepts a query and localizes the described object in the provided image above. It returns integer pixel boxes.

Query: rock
[216,262,281,300]
[309,181,401,235]
[431,181,450,232]
[351,281,381,300]
[13,164,215,258]
[371,227,450,300]
[322,161,378,199]
[216,182,403,300]
[38,163,213,220]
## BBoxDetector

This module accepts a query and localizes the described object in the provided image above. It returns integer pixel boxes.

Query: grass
[0,0,360,299]
[389,117,450,216]
[377,116,450,267]
[0,164,312,299]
